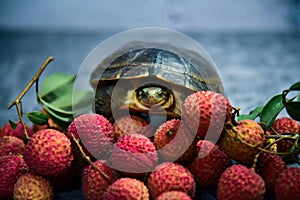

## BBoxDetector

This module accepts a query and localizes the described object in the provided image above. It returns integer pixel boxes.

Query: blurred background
[0,0,300,125]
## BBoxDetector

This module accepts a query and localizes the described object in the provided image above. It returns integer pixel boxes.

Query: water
[1,31,299,126]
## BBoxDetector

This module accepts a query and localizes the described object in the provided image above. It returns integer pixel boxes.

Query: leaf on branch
[25,111,49,125]
[260,94,285,130]
[8,120,18,129]
[289,81,300,91]
[285,102,300,121]
[38,73,75,98]
[238,105,264,121]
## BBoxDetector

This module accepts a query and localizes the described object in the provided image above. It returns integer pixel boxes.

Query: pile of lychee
[1,90,300,200]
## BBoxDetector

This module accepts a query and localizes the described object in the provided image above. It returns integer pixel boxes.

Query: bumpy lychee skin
[218,119,265,165]
[217,164,265,200]
[113,115,153,140]
[110,134,158,175]
[23,129,73,177]
[182,91,232,140]
[274,167,300,200]
[147,162,196,199]
[66,113,114,159]
[271,117,300,154]
[0,136,25,156]
[188,140,231,188]
[256,153,286,193]
[156,191,192,200]
[82,160,120,200]
[0,122,34,140]
[0,155,28,200]
[154,119,196,164]
[13,173,53,200]
[103,177,149,200]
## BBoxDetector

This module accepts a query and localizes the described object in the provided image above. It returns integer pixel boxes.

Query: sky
[0,0,297,32]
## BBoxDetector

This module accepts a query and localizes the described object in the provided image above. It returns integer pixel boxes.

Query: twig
[70,133,110,180]
[7,56,54,139]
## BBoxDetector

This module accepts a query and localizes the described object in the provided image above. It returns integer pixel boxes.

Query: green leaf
[285,102,300,121]
[25,111,49,125]
[43,106,74,123]
[260,94,285,130]
[39,97,74,115]
[238,114,251,121]
[9,120,18,129]
[72,90,94,107]
[289,81,300,91]
[238,105,264,121]
[38,73,75,98]
[298,92,300,102]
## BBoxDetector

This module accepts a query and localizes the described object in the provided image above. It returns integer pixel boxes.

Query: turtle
[90,42,224,122]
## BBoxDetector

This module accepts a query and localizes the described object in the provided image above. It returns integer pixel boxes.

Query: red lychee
[182,90,232,140]
[0,155,28,200]
[156,191,192,200]
[82,160,119,200]
[0,122,33,140]
[103,177,150,200]
[66,113,114,159]
[154,119,196,164]
[113,114,153,140]
[13,173,53,200]
[110,134,158,176]
[256,152,286,193]
[0,135,25,156]
[23,129,73,177]
[188,140,231,188]
[217,164,265,200]
[218,119,265,165]
[147,162,196,199]
[274,167,300,200]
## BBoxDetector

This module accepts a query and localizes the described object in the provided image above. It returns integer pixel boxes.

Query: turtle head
[136,86,171,107]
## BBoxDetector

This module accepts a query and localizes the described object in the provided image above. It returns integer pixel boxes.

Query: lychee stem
[70,133,110,181]
[7,56,54,140]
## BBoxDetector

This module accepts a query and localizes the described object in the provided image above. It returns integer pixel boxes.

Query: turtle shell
[90,43,224,94]
[90,42,224,120]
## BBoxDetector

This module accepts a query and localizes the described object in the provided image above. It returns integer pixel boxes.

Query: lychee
[156,191,192,200]
[13,172,53,200]
[0,155,28,200]
[147,162,196,199]
[274,167,300,200]
[23,129,73,177]
[218,119,265,165]
[0,135,25,156]
[256,152,286,193]
[188,140,231,188]
[182,90,232,140]
[270,117,299,156]
[110,134,158,176]
[217,164,265,200]
[0,122,34,140]
[103,177,149,200]
[154,119,196,164]
[82,160,120,200]
[113,114,153,140]
[66,113,114,159]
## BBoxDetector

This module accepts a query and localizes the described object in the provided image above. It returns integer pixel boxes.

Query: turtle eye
[157,89,169,99]
[138,90,147,99]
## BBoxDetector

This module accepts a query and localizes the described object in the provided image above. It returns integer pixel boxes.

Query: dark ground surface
[1,30,299,199]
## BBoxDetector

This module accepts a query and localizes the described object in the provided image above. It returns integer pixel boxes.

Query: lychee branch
[69,133,110,180]
[231,126,299,156]
[7,56,54,140]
